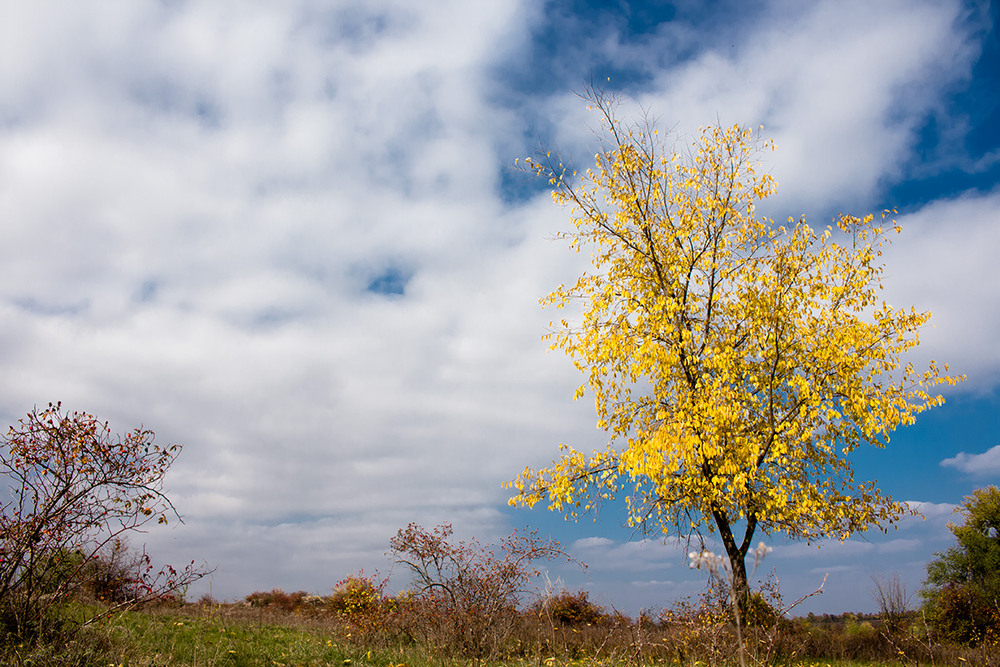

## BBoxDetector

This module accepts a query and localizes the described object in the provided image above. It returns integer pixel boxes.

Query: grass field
[3,598,990,667]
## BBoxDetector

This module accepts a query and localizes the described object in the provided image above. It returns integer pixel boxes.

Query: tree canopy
[922,485,1000,646]
[507,91,962,600]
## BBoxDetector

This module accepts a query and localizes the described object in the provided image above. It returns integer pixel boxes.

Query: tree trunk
[711,507,756,615]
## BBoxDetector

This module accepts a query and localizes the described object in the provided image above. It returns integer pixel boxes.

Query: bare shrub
[389,522,575,659]
[872,572,911,636]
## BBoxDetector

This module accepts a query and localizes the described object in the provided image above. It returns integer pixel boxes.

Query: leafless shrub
[872,571,911,636]
[389,522,576,659]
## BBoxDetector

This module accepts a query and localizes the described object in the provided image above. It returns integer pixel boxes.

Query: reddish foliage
[0,403,208,637]
[389,522,577,659]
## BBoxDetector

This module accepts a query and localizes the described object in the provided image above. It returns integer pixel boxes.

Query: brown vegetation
[223,578,998,666]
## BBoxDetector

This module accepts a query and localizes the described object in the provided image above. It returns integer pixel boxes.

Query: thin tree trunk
[712,507,752,667]
[711,507,753,610]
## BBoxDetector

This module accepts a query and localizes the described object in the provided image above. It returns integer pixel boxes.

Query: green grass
[0,602,982,667]
[103,608,902,667]
[103,604,894,667]
[102,607,378,666]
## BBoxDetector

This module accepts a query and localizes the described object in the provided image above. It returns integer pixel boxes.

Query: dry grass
[74,596,997,667]
[2,586,998,666]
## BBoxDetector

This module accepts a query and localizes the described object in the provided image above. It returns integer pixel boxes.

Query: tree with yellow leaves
[507,90,962,605]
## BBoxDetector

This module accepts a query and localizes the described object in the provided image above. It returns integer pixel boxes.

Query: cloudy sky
[1,0,998,616]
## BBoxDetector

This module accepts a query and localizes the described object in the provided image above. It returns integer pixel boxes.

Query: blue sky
[0,0,998,616]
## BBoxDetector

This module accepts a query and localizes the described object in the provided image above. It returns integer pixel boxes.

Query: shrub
[533,589,606,626]
[245,589,308,611]
[328,572,399,646]
[924,582,1000,647]
[742,590,780,629]
[0,403,207,643]
[871,571,911,636]
[329,575,384,617]
[389,522,575,659]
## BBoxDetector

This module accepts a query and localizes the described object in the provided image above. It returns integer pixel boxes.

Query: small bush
[0,403,207,647]
[924,583,1000,647]
[534,589,606,626]
[245,589,308,611]
[329,572,400,646]
[741,590,781,629]
[871,571,911,636]
[329,575,385,617]
[389,522,575,659]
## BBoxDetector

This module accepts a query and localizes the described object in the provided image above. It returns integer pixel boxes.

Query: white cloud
[600,0,983,216]
[0,0,992,613]
[772,538,876,561]
[941,444,1000,476]
[573,536,614,549]
[0,0,568,600]
[905,500,959,522]
[882,190,1000,391]
[531,1,1000,393]
[570,536,682,573]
